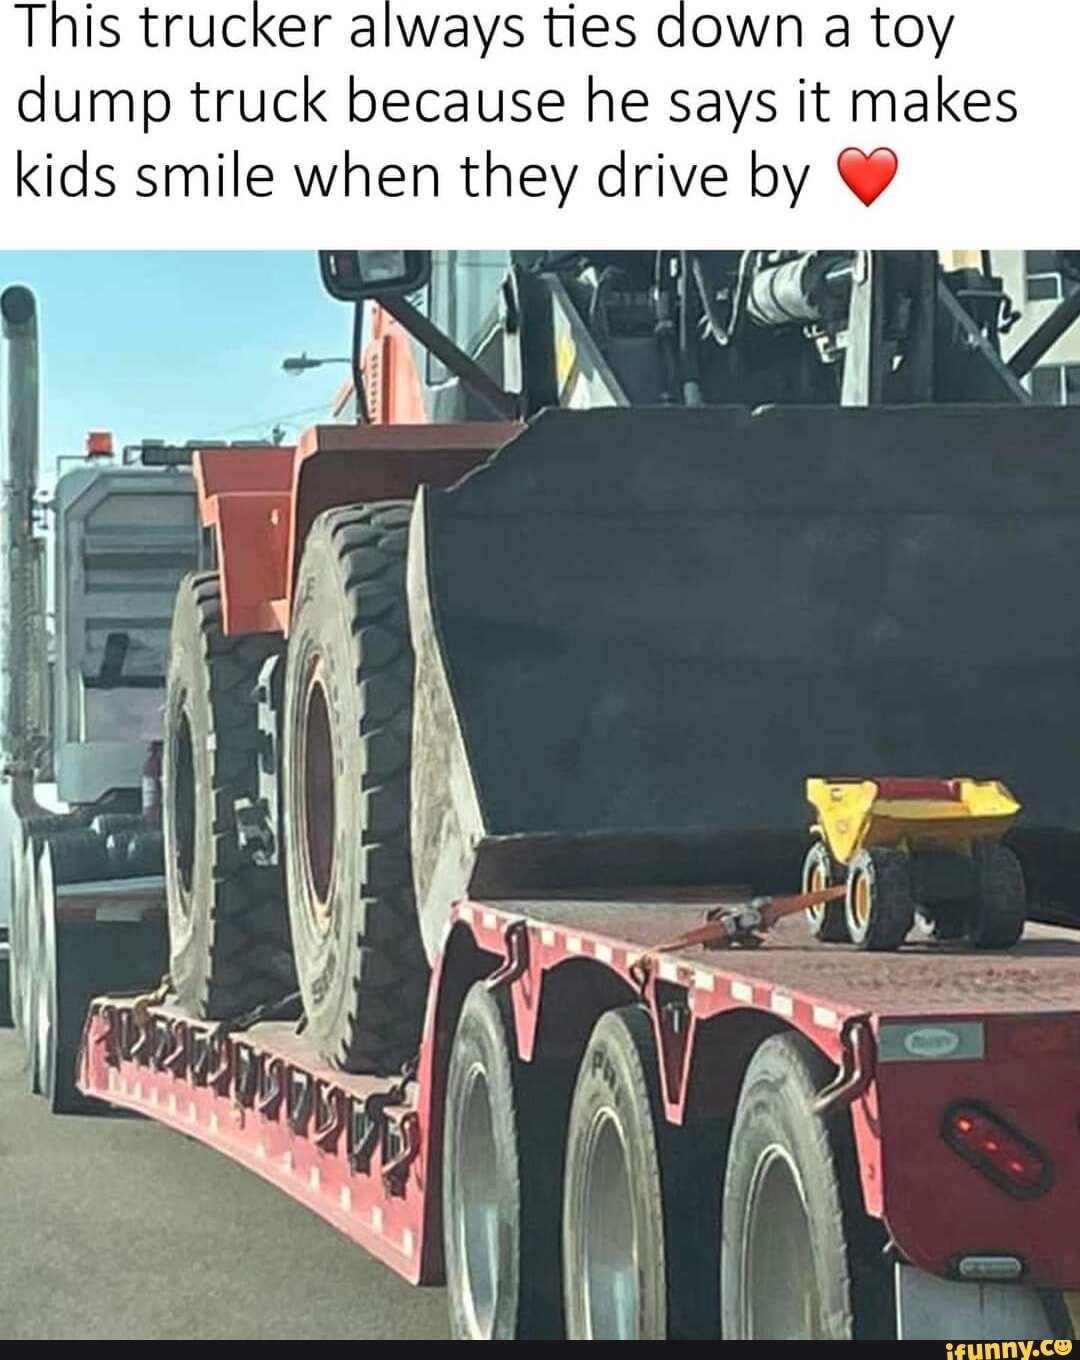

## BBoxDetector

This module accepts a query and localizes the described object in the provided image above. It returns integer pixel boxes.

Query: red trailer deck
[80,894,1080,1336]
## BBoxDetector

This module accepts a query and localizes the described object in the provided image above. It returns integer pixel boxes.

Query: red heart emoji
[837,147,898,206]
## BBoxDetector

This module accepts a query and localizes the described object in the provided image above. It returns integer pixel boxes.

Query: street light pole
[281,352,352,375]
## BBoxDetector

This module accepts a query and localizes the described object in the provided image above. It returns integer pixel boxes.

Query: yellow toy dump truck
[801,777,1027,952]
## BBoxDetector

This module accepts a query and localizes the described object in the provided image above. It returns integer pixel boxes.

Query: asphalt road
[0,1028,449,1340]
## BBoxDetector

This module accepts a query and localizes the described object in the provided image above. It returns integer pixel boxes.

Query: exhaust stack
[1,285,48,805]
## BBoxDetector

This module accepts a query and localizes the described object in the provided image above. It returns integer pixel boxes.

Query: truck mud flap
[407,404,1080,952]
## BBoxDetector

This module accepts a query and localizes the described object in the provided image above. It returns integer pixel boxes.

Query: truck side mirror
[318,251,432,301]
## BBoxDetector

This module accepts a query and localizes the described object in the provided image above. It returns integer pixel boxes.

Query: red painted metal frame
[193,423,520,638]
[79,902,1080,1293]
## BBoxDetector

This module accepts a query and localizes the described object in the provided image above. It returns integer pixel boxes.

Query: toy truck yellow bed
[801,777,1026,953]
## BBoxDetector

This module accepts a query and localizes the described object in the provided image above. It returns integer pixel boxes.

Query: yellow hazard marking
[556,330,577,392]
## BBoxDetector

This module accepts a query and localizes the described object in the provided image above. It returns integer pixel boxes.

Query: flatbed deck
[495,898,1080,1014]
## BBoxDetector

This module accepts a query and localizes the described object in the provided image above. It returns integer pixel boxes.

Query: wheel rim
[456,1064,500,1337]
[582,1109,639,1339]
[742,1144,819,1338]
[852,871,871,930]
[172,706,196,904]
[300,660,336,930]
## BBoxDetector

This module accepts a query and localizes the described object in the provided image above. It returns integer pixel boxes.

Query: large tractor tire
[283,503,428,1075]
[164,572,294,1018]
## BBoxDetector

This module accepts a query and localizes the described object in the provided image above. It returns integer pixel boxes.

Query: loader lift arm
[331,249,1078,425]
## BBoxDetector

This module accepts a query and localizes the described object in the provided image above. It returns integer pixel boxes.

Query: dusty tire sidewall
[283,533,364,1053]
[443,983,522,1340]
[562,1009,665,1340]
[163,584,216,1006]
[721,1034,852,1340]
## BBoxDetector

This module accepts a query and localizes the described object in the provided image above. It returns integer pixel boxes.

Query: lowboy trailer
[81,904,1080,1340]
[52,249,1080,1338]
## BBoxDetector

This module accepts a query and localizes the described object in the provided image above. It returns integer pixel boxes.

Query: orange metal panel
[191,445,298,636]
[193,444,296,524]
[214,492,292,635]
[365,304,427,425]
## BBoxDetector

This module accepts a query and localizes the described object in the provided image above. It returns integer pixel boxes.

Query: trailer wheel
[721,1032,888,1340]
[844,848,914,951]
[165,573,294,1018]
[562,1006,720,1340]
[35,839,86,1112]
[283,503,427,1075]
[968,843,1027,949]
[22,838,44,1093]
[802,840,848,942]
[443,981,563,1339]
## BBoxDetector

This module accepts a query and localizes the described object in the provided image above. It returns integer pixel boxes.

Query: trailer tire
[844,847,914,951]
[35,840,86,1112]
[562,1006,721,1340]
[721,1032,889,1340]
[969,842,1027,950]
[22,837,45,1093]
[13,814,85,1044]
[283,503,427,1075]
[802,840,848,942]
[443,981,563,1339]
[165,572,294,1018]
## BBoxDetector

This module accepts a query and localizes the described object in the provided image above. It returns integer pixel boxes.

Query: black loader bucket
[407,404,1080,955]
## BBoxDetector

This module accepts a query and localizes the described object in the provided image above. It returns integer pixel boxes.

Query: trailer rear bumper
[896,1264,1068,1342]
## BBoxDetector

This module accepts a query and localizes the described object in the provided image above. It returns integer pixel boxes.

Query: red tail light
[942,1102,1053,1199]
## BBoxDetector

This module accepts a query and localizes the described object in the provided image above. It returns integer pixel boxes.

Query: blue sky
[0,252,352,467]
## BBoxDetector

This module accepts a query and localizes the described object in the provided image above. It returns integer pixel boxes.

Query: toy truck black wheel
[802,840,848,942]
[165,573,295,1019]
[283,504,428,1075]
[843,848,915,951]
[562,1006,720,1340]
[720,1032,890,1339]
[968,843,1027,950]
[443,981,563,1339]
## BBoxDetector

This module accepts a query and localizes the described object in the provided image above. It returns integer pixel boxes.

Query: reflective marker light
[956,1255,1025,1282]
[942,1101,1053,1199]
